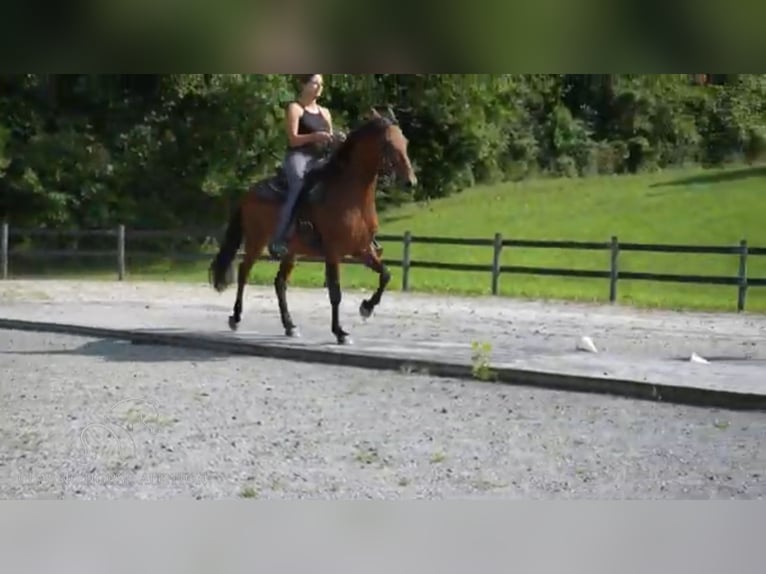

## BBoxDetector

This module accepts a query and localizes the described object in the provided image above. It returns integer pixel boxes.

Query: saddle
[250,157,333,252]
[252,138,383,258]
[256,157,330,204]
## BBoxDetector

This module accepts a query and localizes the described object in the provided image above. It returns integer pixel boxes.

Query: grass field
[7,164,766,313]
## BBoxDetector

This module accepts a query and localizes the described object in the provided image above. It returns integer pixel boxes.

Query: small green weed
[239,485,259,499]
[471,341,496,381]
[430,451,447,464]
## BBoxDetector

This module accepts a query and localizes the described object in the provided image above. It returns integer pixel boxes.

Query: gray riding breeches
[274,150,316,236]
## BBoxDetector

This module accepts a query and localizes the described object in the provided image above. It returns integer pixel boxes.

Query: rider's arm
[285,102,324,148]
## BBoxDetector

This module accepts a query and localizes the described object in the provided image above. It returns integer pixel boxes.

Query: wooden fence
[2,222,765,311]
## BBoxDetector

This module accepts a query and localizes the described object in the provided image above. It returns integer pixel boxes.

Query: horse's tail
[209,204,243,292]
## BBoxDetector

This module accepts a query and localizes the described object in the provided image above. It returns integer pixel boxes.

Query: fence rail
[2,222,765,311]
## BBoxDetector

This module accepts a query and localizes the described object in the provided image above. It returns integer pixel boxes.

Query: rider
[268,74,334,260]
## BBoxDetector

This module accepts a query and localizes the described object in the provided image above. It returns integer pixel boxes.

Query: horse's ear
[369,107,381,118]
[385,105,399,124]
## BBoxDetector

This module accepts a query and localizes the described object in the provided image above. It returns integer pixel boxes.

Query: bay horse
[208,108,417,345]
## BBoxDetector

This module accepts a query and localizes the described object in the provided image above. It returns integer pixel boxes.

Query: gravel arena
[1,280,765,500]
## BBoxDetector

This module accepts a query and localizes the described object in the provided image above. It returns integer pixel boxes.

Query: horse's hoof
[228,316,239,331]
[359,301,373,320]
[336,333,352,345]
[286,327,301,338]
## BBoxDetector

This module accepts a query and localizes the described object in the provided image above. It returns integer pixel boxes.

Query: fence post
[402,231,412,292]
[117,224,126,281]
[491,232,502,295]
[1,221,8,280]
[737,239,748,312]
[609,235,619,304]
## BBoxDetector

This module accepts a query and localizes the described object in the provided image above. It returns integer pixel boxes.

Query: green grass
[7,164,766,313]
[370,163,766,312]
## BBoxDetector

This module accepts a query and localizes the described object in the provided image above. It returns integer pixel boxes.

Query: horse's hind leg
[359,251,391,319]
[274,254,300,337]
[229,250,258,331]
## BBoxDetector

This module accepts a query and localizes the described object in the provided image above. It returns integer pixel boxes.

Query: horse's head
[370,107,418,190]
[323,107,417,195]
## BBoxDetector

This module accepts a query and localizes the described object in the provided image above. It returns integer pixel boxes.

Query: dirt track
[1,280,764,499]
[2,279,764,360]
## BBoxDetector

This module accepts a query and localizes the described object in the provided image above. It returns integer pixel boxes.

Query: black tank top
[289,103,331,156]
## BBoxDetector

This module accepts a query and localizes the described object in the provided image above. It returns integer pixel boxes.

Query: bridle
[377,114,406,183]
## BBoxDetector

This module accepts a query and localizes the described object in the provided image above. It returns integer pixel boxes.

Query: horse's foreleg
[325,261,350,345]
[274,255,299,337]
[359,251,391,320]
[229,251,257,331]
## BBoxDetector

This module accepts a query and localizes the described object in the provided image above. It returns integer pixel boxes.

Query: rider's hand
[314,131,333,144]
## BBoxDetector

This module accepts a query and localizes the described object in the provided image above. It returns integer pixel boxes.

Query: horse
[208,107,418,345]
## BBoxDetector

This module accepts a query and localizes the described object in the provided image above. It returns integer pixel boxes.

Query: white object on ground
[689,352,709,364]
[576,336,598,353]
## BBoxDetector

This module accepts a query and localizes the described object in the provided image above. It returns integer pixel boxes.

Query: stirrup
[268,241,289,260]
[372,237,383,257]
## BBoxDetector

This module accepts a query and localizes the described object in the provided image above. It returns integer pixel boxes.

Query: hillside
[370,164,766,311]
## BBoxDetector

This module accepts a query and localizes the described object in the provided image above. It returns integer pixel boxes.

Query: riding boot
[268,181,305,260]
[268,209,292,260]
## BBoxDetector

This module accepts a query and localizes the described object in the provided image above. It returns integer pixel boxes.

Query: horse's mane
[319,116,393,179]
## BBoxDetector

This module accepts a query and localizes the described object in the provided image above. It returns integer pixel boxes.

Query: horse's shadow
[4,325,354,364]
[2,337,232,363]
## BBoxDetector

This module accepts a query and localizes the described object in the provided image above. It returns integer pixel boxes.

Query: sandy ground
[1,280,764,499]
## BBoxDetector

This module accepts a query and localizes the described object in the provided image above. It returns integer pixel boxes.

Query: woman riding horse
[209,106,417,345]
[268,74,383,260]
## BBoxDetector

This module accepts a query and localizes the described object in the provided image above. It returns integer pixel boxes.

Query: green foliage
[1,74,765,230]
[470,341,496,381]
